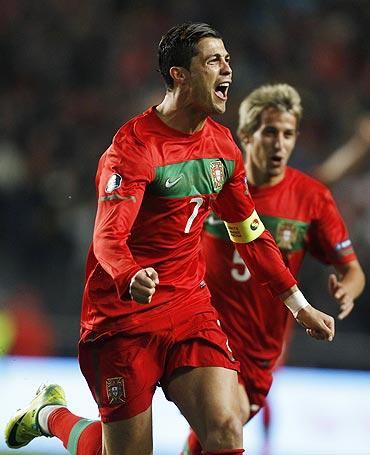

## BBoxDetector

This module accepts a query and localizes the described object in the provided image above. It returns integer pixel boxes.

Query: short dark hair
[158,22,222,89]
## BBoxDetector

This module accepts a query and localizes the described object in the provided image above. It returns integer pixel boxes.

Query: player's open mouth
[215,82,230,101]
[271,155,283,166]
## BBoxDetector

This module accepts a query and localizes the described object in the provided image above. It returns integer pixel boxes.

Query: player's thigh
[102,406,153,455]
[166,366,241,439]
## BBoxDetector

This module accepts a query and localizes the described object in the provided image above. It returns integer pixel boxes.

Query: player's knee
[204,413,243,449]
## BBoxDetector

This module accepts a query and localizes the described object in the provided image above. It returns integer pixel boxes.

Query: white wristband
[284,290,310,318]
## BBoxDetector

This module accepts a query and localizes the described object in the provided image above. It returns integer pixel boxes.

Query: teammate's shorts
[236,352,276,420]
[79,302,239,422]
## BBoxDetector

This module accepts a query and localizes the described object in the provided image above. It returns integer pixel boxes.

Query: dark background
[0,0,368,367]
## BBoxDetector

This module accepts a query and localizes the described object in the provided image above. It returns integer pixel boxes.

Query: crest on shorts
[210,160,225,192]
[106,377,126,405]
[276,221,298,250]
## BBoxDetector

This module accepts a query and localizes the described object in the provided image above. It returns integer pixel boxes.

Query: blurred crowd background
[0,0,368,367]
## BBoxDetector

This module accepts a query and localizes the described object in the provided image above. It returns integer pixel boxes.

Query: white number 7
[184,197,203,233]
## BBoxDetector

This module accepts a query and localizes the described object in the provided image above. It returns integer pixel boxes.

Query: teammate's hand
[129,267,159,304]
[328,273,354,320]
[295,304,335,342]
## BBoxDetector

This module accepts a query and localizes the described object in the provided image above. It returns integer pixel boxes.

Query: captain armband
[224,210,265,243]
[284,290,310,318]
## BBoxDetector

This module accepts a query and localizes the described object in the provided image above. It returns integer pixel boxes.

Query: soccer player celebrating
[182,83,365,455]
[6,26,335,455]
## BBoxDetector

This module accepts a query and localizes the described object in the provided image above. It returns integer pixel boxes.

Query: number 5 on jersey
[231,250,251,282]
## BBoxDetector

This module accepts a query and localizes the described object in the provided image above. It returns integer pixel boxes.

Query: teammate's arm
[329,260,365,320]
[314,114,370,185]
[307,184,365,320]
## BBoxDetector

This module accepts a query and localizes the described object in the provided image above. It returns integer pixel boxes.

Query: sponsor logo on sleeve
[335,239,352,251]
[105,173,122,193]
[334,239,354,256]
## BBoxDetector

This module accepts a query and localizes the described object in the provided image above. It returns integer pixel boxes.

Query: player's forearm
[336,261,366,300]
[314,136,369,185]
[93,201,143,298]
[94,232,142,298]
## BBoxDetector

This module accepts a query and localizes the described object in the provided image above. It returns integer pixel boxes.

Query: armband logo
[210,160,225,192]
[105,173,122,193]
[250,219,259,231]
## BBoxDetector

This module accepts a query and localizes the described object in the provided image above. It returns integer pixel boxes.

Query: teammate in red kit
[6,27,334,455]
[182,83,365,455]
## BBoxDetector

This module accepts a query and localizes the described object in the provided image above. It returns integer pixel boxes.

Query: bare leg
[167,367,243,451]
[101,406,153,455]
[237,383,251,424]
[180,382,251,455]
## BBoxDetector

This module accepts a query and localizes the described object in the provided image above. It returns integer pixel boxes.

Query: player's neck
[156,92,207,134]
[245,162,286,188]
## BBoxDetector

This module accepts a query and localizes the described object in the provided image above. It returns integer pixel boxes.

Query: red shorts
[79,305,239,422]
[236,352,275,420]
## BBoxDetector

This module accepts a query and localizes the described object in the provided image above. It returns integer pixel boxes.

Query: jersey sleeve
[307,187,357,265]
[93,128,154,298]
[212,146,296,296]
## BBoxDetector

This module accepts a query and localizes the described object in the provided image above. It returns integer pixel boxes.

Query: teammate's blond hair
[237,83,303,140]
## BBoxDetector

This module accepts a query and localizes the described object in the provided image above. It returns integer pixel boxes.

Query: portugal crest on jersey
[210,160,225,192]
[276,221,298,250]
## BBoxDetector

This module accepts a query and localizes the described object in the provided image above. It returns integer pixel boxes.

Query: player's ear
[238,130,252,146]
[169,66,187,85]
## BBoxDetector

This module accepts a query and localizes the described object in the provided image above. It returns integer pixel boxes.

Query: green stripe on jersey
[204,212,310,252]
[149,158,235,198]
[262,215,309,252]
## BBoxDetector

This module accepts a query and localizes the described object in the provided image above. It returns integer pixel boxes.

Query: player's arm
[307,185,365,320]
[93,134,158,303]
[329,260,365,320]
[314,114,370,185]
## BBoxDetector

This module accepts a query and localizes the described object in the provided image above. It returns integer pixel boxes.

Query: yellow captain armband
[224,210,265,243]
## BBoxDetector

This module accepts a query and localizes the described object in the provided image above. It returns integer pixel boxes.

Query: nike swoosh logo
[206,214,224,225]
[165,174,184,188]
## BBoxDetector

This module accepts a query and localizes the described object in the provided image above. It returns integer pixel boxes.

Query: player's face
[248,107,298,182]
[186,37,232,115]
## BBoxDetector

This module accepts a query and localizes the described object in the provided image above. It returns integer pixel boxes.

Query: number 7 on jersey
[184,197,204,233]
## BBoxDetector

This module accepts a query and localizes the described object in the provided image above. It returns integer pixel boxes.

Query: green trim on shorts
[67,419,96,455]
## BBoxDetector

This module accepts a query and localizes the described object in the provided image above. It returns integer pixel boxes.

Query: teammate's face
[186,37,232,115]
[246,107,298,184]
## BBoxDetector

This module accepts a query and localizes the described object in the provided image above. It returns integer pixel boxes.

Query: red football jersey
[203,167,357,362]
[81,107,295,333]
